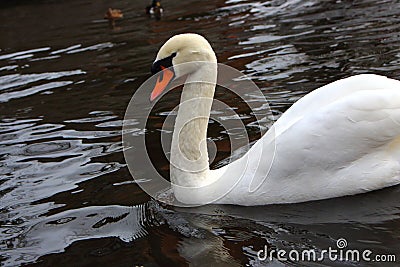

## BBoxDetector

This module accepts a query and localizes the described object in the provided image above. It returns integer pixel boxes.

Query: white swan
[149,33,400,206]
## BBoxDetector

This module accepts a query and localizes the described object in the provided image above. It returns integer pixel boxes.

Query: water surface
[1,0,400,266]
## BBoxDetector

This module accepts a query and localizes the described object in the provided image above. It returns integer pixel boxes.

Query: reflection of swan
[174,185,400,225]
[164,185,400,266]
[150,33,400,206]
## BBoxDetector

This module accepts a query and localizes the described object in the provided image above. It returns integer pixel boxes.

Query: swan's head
[150,33,217,101]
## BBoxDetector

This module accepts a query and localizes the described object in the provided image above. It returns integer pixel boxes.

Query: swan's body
[150,33,400,206]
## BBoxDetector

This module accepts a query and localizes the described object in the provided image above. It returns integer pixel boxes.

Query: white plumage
[151,33,400,206]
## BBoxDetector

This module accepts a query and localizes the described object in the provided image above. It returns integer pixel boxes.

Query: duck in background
[104,8,123,27]
[146,0,163,20]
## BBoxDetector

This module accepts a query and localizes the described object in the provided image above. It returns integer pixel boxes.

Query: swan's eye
[151,52,177,75]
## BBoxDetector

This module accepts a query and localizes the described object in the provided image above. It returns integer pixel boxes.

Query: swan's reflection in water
[178,185,400,225]
[10,185,399,266]
[168,185,400,265]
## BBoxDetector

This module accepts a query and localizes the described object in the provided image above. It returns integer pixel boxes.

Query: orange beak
[150,66,175,102]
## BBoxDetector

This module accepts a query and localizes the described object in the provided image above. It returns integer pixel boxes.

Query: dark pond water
[1,0,400,266]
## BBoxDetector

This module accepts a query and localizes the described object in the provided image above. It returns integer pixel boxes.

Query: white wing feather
[222,74,400,204]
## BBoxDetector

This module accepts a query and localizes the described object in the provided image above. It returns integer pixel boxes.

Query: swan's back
[219,74,400,205]
[274,74,400,135]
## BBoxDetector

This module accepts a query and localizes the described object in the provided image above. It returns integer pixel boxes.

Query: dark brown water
[1,0,400,266]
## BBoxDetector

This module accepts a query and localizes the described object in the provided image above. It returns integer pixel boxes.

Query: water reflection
[1,0,400,266]
[4,184,398,266]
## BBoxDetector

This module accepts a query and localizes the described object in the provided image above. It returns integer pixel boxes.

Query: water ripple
[1,205,150,266]
[0,70,84,91]
[0,47,51,61]
[1,0,400,265]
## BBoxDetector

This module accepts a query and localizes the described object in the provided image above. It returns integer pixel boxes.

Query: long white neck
[168,61,272,205]
[170,63,217,190]
[168,61,273,205]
